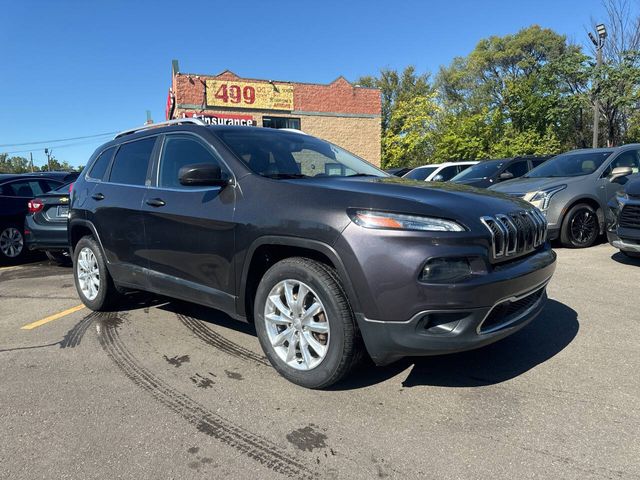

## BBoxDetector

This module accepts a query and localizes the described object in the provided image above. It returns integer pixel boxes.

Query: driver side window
[602,150,640,177]
[159,135,223,188]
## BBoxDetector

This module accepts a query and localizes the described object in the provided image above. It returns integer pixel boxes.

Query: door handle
[146,198,166,207]
[92,193,105,201]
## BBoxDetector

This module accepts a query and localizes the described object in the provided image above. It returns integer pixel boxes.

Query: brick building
[167,60,382,166]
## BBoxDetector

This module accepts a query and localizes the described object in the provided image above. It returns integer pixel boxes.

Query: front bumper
[357,279,549,365]
[607,230,640,253]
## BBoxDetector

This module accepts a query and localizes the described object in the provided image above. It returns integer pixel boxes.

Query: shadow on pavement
[331,299,578,390]
[610,251,640,266]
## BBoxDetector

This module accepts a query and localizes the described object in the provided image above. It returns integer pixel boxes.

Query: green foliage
[0,152,79,173]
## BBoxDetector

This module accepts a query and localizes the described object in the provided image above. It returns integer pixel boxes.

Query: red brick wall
[172,71,380,115]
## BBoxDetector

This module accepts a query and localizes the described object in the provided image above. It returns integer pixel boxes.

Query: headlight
[349,210,465,232]
[523,185,567,212]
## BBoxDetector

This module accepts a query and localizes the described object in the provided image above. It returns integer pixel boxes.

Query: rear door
[88,136,157,288]
[141,133,236,311]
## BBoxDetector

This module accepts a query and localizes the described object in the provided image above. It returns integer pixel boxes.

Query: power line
[3,137,114,155]
[0,131,118,148]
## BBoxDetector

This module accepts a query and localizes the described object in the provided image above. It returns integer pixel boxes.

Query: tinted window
[452,161,505,181]
[526,151,613,178]
[159,135,222,188]
[602,150,640,177]
[2,180,45,197]
[263,117,301,129]
[41,180,62,192]
[504,160,528,178]
[531,158,548,167]
[216,129,384,178]
[53,182,73,193]
[89,147,116,180]
[437,166,458,181]
[109,138,156,186]
[404,167,437,180]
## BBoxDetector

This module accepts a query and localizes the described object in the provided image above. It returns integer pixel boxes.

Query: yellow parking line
[21,304,86,330]
[0,265,21,272]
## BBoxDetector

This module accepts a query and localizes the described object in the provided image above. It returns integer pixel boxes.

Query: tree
[0,153,32,173]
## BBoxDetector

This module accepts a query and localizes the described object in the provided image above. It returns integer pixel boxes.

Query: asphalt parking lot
[1,244,639,480]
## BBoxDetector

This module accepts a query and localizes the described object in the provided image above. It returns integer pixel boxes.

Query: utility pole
[44,148,52,171]
[588,24,607,148]
[29,152,34,172]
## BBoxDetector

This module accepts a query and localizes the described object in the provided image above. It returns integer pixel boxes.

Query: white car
[403,161,479,182]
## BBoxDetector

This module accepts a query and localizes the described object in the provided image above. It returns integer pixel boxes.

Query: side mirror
[609,166,633,182]
[499,171,514,181]
[178,163,229,187]
[432,174,445,182]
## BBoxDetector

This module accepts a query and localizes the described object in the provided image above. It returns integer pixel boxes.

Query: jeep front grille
[481,209,547,259]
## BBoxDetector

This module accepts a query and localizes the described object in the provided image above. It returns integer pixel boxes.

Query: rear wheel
[73,236,121,310]
[0,224,25,262]
[560,203,599,248]
[254,257,362,389]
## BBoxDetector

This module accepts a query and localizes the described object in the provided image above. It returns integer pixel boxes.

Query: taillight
[69,182,74,193]
[28,198,44,214]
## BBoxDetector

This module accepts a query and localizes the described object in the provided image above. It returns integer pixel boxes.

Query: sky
[1,0,608,168]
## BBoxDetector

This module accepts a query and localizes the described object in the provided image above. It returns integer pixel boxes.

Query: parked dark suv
[69,119,556,388]
[608,175,640,258]
[451,156,551,188]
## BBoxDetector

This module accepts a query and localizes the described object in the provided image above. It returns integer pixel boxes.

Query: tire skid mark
[176,314,270,366]
[60,311,123,349]
[96,316,315,479]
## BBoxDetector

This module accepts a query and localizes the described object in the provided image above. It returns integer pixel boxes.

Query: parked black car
[69,119,556,388]
[451,156,551,188]
[385,167,412,177]
[608,175,640,258]
[24,182,74,264]
[0,174,67,261]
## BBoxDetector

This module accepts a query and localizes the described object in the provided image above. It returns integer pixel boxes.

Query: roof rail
[114,118,207,139]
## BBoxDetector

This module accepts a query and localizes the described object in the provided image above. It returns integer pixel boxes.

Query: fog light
[420,257,471,283]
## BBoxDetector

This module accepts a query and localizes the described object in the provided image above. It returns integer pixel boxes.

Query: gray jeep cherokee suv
[69,119,556,388]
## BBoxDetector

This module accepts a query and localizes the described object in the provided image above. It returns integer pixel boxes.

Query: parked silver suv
[491,146,640,248]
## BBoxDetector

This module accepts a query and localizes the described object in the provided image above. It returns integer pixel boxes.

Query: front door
[141,133,237,312]
[599,149,640,204]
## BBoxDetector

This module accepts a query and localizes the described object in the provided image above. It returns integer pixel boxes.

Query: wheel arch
[68,219,107,256]
[239,236,360,322]
[559,196,605,234]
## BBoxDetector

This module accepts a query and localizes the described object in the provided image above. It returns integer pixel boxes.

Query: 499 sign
[205,79,294,111]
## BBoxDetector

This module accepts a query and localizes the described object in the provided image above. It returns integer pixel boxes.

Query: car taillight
[69,182,74,193]
[28,199,44,213]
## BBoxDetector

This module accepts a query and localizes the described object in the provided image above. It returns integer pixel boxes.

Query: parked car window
[41,179,63,192]
[1,180,45,197]
[602,150,640,177]
[404,167,437,180]
[437,165,459,181]
[52,182,73,193]
[109,138,156,186]
[531,158,548,167]
[526,151,613,178]
[452,161,505,181]
[216,129,384,178]
[504,160,528,178]
[456,164,473,175]
[159,135,223,188]
[89,146,116,181]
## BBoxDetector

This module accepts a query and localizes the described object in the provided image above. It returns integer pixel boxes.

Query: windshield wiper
[263,173,309,179]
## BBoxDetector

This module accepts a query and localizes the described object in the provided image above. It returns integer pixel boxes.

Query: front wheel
[0,224,25,262]
[560,203,600,248]
[73,236,121,310]
[254,257,362,389]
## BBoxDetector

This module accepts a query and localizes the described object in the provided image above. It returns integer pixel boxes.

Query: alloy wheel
[76,247,100,300]
[570,209,598,246]
[0,227,24,258]
[264,279,330,371]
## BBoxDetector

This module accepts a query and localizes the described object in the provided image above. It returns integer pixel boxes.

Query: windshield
[215,129,386,179]
[403,166,438,180]
[525,151,613,178]
[452,161,505,181]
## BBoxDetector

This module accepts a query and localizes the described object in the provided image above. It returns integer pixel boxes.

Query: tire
[45,250,71,265]
[254,257,362,389]
[560,203,600,248]
[73,235,121,311]
[0,223,25,262]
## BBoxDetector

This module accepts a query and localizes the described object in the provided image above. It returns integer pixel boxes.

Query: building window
[262,116,301,130]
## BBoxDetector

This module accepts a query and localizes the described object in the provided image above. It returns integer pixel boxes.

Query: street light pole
[589,24,607,148]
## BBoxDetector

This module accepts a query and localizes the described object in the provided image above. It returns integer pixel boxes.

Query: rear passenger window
[159,135,222,188]
[88,147,116,180]
[438,166,458,181]
[40,180,62,193]
[505,160,528,178]
[109,138,156,186]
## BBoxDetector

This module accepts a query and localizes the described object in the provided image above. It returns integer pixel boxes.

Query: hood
[489,175,587,194]
[284,176,534,224]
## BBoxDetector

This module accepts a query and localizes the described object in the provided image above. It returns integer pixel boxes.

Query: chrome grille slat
[481,209,547,261]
